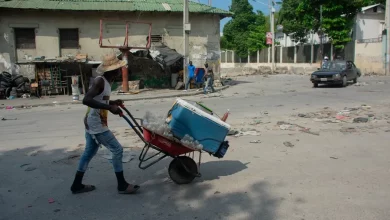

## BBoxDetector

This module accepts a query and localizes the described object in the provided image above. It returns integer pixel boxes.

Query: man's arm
[83,77,111,110]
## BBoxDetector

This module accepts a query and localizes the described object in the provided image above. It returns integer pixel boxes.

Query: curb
[1,85,230,109]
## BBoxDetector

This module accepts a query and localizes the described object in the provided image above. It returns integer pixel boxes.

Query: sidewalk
[0,86,229,109]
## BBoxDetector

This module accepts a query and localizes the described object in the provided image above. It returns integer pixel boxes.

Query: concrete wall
[354,40,384,75]
[355,12,385,40]
[0,10,221,70]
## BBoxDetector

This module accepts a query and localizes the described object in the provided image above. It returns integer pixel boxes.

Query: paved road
[1,75,390,220]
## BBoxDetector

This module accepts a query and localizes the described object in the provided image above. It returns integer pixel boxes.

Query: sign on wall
[266,32,273,45]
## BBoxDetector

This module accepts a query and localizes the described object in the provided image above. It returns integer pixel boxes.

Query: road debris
[300,128,320,136]
[249,140,261,144]
[54,209,61,212]
[228,130,239,136]
[249,120,262,125]
[48,198,55,204]
[235,131,261,137]
[353,117,369,123]
[336,115,347,120]
[298,113,307,118]
[53,154,80,165]
[20,163,31,168]
[330,156,338,160]
[354,82,368,86]
[283,142,294,148]
[25,167,37,171]
[214,191,221,194]
[1,117,17,121]
[340,127,357,133]
[28,150,40,157]
[277,121,319,135]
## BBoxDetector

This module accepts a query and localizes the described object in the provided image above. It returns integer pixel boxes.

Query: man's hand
[110,99,124,106]
[109,105,122,115]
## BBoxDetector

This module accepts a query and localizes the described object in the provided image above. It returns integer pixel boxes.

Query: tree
[279,0,379,48]
[279,0,384,48]
[297,0,369,49]
[248,11,267,53]
[222,0,267,58]
[278,0,308,43]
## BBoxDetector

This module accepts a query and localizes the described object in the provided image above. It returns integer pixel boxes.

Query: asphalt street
[1,75,390,220]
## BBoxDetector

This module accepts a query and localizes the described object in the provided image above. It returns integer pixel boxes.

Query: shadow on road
[0,146,281,220]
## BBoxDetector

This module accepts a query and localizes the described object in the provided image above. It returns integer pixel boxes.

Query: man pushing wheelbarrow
[70,53,140,195]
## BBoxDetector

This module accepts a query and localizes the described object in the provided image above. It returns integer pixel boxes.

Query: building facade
[0,0,231,70]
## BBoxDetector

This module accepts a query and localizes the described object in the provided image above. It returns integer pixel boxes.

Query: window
[14,28,36,49]
[150,35,162,43]
[59,29,79,49]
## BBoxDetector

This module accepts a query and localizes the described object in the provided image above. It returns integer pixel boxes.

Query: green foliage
[222,0,267,58]
[247,25,267,53]
[278,0,308,43]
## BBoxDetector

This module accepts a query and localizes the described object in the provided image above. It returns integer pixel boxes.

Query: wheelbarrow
[119,104,202,184]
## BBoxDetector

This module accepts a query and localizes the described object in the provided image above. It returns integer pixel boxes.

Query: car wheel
[313,83,318,88]
[353,77,357,84]
[342,76,347,87]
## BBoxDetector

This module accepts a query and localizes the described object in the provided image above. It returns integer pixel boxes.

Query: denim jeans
[203,77,215,93]
[77,131,123,173]
[185,76,194,90]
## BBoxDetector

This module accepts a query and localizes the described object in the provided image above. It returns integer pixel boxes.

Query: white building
[353,3,385,41]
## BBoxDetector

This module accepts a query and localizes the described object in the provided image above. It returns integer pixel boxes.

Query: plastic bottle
[221,109,229,122]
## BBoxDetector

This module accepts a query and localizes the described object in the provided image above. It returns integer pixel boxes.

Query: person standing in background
[203,63,215,94]
[184,61,196,91]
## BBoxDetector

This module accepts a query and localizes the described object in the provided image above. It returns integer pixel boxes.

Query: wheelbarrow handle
[119,104,144,134]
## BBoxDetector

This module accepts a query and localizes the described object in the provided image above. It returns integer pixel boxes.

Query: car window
[322,61,345,70]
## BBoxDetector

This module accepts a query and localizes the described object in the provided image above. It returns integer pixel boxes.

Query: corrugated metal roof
[361,3,384,12]
[0,0,233,17]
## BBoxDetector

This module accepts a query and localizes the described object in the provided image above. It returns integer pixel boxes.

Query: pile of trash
[0,65,30,99]
[142,111,202,150]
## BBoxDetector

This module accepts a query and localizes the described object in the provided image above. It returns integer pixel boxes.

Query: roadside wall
[354,40,385,75]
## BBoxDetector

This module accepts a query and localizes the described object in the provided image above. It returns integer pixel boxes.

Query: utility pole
[269,0,275,73]
[183,0,189,85]
[208,0,211,6]
[386,0,390,75]
[320,5,323,67]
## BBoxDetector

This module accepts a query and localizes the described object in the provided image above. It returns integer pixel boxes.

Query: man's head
[189,61,193,66]
[324,56,329,61]
[97,53,127,80]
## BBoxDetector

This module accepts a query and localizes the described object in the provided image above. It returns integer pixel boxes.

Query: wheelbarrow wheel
[168,156,198,184]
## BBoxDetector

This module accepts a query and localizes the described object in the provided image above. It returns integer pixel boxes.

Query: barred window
[150,35,162,43]
[15,28,36,49]
[59,29,79,49]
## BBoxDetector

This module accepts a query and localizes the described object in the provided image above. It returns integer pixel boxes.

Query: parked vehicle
[310,60,361,88]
